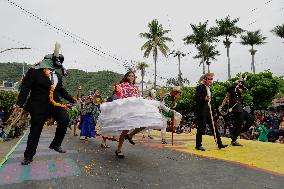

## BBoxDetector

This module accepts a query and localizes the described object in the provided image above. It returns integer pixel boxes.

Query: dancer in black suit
[16,43,75,165]
[195,73,227,151]
[227,77,251,146]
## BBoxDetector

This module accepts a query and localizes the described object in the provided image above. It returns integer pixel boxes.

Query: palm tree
[194,43,220,73]
[240,30,266,74]
[214,16,244,79]
[271,24,284,42]
[139,19,173,89]
[183,21,217,74]
[136,62,149,96]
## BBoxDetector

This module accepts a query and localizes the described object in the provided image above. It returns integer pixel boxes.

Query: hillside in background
[0,62,123,97]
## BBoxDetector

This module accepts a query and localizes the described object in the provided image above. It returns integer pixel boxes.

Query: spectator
[277,117,284,144]
[256,119,268,142]
[0,110,4,121]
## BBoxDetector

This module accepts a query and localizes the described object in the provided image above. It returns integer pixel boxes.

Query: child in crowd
[256,119,268,142]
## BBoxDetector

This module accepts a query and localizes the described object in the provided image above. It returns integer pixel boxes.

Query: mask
[52,54,64,69]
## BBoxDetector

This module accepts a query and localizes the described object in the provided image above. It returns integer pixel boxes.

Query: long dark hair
[120,71,136,84]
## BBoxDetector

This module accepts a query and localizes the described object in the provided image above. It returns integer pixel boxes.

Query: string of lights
[6,0,132,69]
[4,0,283,85]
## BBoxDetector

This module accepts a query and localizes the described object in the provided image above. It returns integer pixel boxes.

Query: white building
[0,81,18,92]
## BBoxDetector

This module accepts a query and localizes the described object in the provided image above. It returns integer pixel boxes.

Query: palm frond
[141,41,152,51]
[140,19,173,59]
[215,15,244,38]
[183,21,217,46]
[240,30,266,46]
[139,32,152,39]
[143,46,153,58]
[271,24,284,39]
[158,44,170,57]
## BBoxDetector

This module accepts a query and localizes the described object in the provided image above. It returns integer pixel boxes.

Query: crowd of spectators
[215,110,284,143]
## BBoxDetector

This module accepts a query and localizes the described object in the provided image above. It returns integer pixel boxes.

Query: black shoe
[21,158,33,165]
[125,134,135,145]
[49,146,67,153]
[195,146,206,151]
[115,150,125,159]
[231,141,243,146]
[218,144,228,149]
[161,139,167,144]
[148,135,154,139]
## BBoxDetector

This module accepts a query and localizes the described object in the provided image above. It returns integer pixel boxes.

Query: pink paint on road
[0,163,22,185]
[30,160,50,180]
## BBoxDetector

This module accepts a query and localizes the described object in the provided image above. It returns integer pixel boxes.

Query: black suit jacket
[17,68,74,114]
[227,84,243,113]
[195,84,212,116]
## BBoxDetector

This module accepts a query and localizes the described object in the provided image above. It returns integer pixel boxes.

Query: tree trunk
[141,70,144,97]
[251,46,256,74]
[153,48,158,89]
[227,46,231,79]
[207,64,210,73]
[178,54,182,86]
[202,58,206,74]
[252,54,255,74]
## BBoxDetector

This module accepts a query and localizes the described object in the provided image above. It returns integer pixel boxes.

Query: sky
[0,0,283,86]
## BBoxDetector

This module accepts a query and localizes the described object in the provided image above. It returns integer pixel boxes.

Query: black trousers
[241,111,255,133]
[196,115,223,147]
[24,107,69,159]
[231,112,244,142]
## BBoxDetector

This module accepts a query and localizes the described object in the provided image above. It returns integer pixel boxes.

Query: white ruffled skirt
[98,97,164,136]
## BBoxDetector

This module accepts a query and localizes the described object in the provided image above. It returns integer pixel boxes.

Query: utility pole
[169,50,186,86]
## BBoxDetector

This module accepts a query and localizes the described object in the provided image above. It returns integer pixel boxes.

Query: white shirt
[206,86,211,98]
[48,70,58,88]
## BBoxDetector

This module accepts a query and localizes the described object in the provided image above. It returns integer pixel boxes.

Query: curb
[0,131,27,168]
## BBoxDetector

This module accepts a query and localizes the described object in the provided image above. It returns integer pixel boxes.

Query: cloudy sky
[0,0,283,85]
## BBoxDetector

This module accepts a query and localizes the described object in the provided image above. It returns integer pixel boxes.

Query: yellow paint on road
[136,130,284,175]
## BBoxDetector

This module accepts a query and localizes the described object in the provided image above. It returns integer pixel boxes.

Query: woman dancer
[98,71,164,158]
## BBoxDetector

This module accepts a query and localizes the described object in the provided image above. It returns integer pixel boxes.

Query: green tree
[0,91,18,113]
[274,76,284,99]
[214,16,244,79]
[271,24,284,42]
[166,77,190,87]
[183,21,217,74]
[136,62,149,96]
[139,19,173,89]
[176,86,196,111]
[194,43,220,73]
[244,72,281,110]
[240,30,266,74]
[210,81,230,108]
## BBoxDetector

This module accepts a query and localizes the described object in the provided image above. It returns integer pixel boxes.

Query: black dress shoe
[115,150,125,159]
[231,141,243,146]
[125,134,135,145]
[21,158,33,165]
[218,144,228,149]
[49,146,67,153]
[195,146,206,151]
